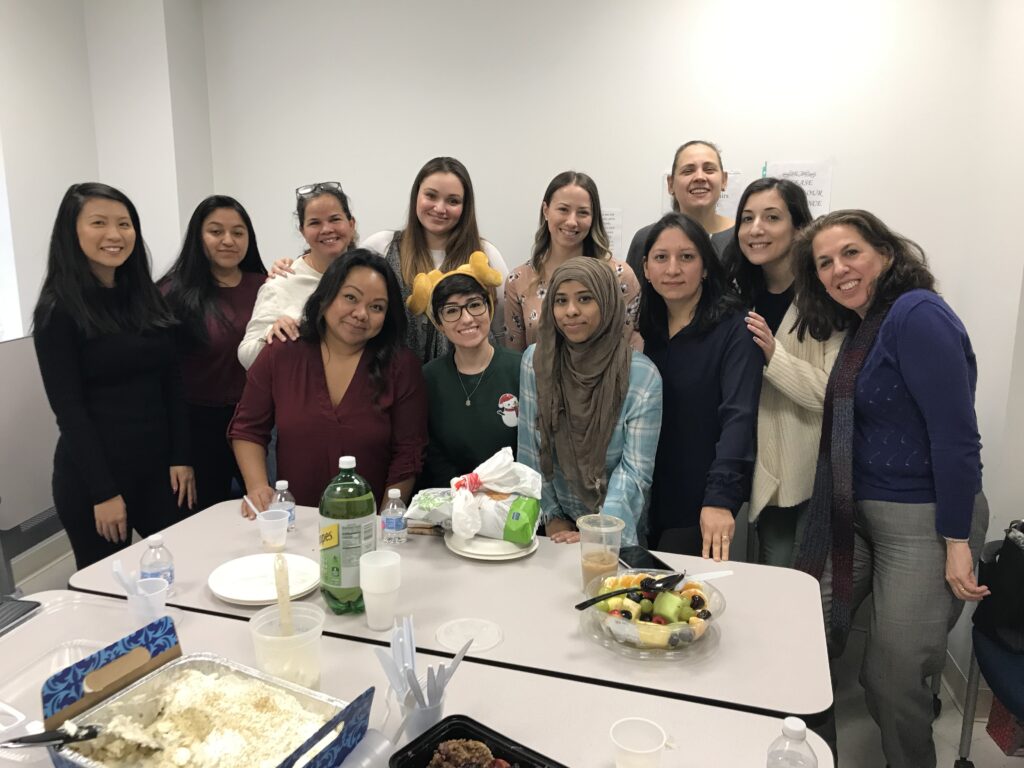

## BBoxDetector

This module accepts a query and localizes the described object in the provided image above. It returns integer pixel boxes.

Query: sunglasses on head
[296,181,344,198]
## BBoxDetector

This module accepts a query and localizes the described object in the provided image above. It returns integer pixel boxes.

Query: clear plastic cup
[382,675,445,746]
[359,550,401,631]
[256,509,289,552]
[610,717,667,768]
[577,514,625,591]
[126,577,169,626]
[249,603,325,689]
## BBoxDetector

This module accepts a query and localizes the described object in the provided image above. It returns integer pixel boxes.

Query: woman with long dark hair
[639,212,762,560]
[160,195,266,510]
[33,182,194,569]
[504,171,641,351]
[229,249,428,511]
[725,178,845,566]
[792,210,988,767]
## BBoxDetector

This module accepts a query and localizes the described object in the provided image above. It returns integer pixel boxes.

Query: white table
[0,591,834,766]
[69,501,832,717]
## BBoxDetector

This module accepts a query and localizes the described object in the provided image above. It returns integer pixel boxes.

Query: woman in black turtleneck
[33,183,194,569]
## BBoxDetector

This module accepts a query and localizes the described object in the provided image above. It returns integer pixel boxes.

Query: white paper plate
[443,532,538,561]
[207,553,320,605]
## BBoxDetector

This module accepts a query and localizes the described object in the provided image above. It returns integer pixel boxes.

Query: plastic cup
[249,603,325,690]
[577,514,625,591]
[383,676,444,746]
[359,550,401,631]
[256,509,289,552]
[610,717,667,768]
[126,577,169,625]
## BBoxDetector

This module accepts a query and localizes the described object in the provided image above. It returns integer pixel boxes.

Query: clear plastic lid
[387,488,400,499]
[339,456,356,469]
[147,534,163,547]
[275,480,289,490]
[782,716,806,740]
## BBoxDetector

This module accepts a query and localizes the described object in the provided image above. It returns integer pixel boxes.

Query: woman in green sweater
[408,252,521,487]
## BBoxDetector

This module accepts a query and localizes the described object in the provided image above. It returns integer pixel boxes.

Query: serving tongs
[574,571,687,611]
[0,724,101,749]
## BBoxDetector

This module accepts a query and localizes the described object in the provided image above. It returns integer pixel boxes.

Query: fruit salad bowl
[579,569,726,660]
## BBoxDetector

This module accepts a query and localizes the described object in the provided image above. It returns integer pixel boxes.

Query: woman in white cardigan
[725,178,845,566]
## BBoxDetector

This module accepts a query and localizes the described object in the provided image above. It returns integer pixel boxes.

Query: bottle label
[319,515,375,588]
[383,514,407,532]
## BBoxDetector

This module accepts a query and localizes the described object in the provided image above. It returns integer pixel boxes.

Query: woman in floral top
[503,171,641,351]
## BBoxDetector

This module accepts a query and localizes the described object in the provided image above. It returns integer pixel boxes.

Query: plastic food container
[389,714,567,767]
[578,568,726,660]
[54,653,347,768]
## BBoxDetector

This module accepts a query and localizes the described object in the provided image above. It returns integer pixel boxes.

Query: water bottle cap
[147,534,163,547]
[782,717,806,740]
[275,480,289,490]
[387,488,400,499]
[339,456,356,469]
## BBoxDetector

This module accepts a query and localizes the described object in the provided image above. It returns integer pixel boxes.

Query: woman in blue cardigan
[792,209,988,768]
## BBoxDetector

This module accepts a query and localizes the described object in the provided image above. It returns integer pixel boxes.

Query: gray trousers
[820,493,988,768]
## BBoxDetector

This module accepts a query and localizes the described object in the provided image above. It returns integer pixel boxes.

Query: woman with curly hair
[792,209,988,768]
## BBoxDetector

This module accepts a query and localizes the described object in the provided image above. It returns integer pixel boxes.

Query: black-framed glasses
[295,181,343,198]
[439,298,489,323]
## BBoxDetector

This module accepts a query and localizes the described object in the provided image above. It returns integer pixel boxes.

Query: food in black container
[389,715,567,768]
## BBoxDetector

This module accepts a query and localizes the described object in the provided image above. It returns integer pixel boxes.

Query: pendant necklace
[455,348,494,407]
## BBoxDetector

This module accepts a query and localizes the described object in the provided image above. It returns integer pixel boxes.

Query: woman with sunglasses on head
[639,212,762,561]
[791,210,987,768]
[504,171,642,351]
[517,257,662,546]
[723,179,845,567]
[407,252,521,487]
[625,140,734,280]
[238,182,356,369]
[33,183,194,569]
[159,196,266,511]
[229,250,428,512]
[274,159,508,364]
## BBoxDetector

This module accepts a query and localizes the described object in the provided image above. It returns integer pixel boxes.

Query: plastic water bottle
[319,456,377,614]
[381,488,407,545]
[270,480,297,531]
[139,534,175,596]
[767,717,817,767]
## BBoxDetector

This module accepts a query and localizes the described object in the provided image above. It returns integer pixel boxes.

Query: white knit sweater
[749,303,845,520]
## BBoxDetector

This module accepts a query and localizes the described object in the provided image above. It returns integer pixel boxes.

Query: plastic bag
[450,448,542,545]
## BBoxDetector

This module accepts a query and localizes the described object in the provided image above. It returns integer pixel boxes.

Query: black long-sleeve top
[33,293,190,505]
[644,310,763,533]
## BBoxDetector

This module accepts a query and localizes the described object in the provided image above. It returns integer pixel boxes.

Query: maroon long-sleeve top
[228,339,428,506]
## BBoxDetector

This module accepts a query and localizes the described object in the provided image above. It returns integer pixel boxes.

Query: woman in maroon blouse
[160,196,266,511]
[229,249,428,511]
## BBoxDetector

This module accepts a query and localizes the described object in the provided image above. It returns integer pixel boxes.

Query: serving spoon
[573,571,687,611]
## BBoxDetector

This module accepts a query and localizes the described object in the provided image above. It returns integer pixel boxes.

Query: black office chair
[954,539,1024,767]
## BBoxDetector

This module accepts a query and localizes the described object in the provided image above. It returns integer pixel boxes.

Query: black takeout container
[389,714,567,767]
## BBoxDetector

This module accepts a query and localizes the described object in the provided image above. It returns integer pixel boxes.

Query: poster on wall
[603,207,623,257]
[716,170,744,221]
[764,161,833,215]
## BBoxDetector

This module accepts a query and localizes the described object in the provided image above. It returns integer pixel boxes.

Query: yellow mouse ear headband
[406,251,503,326]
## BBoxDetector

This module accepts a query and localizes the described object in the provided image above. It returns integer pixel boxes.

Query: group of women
[33,141,986,768]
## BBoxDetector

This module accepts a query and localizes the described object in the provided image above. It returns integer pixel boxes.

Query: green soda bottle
[319,456,377,614]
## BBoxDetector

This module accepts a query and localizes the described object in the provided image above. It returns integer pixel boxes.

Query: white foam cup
[610,717,667,768]
[359,550,401,631]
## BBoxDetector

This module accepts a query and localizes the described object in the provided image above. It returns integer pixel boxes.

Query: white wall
[0,0,98,337]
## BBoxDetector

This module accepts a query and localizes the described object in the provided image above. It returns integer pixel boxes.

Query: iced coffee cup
[576,514,625,592]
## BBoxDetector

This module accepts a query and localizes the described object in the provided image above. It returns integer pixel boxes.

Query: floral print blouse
[502,257,642,351]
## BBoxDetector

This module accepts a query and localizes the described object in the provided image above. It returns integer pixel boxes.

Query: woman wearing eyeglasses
[237,182,356,369]
[407,252,521,488]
